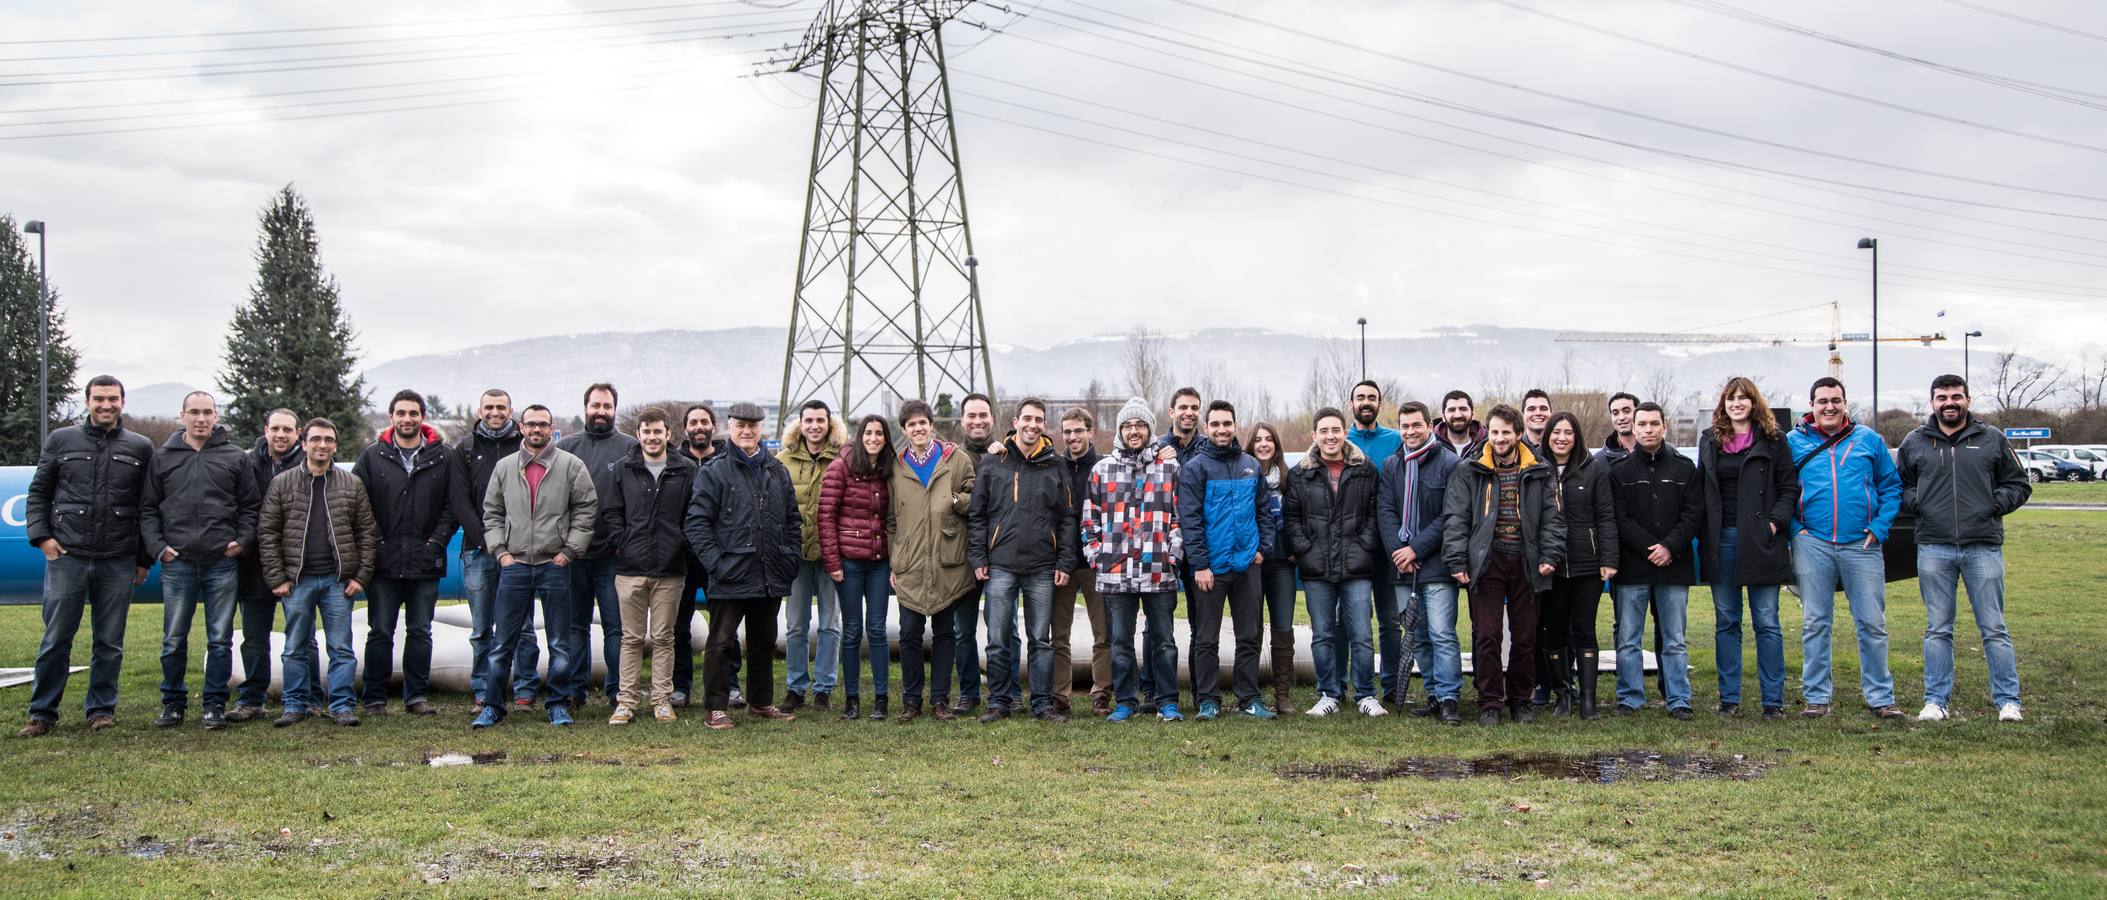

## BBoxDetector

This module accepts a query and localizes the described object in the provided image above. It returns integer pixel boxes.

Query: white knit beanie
[1117,397,1154,431]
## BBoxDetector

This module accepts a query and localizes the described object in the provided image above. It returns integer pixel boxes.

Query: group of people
[19,367,2032,736]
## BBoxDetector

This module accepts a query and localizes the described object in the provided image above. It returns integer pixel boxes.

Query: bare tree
[1641,365,1681,411]
[2072,352,2107,410]
[1477,365,1517,407]
[1989,351,2067,413]
[1557,347,1581,391]
[1298,339,1359,417]
[1122,327,1172,413]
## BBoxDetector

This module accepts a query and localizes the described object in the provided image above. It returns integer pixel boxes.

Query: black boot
[1530,645,1552,708]
[1549,648,1573,718]
[840,695,861,721]
[869,695,889,721]
[1578,650,1600,720]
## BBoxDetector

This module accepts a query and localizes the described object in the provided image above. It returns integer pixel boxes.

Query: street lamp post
[1964,330,1983,384]
[23,220,49,449]
[1356,317,1368,381]
[1857,237,1878,420]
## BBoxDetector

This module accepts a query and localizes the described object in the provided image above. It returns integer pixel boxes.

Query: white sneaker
[1916,703,1947,722]
[1305,695,1340,717]
[1998,703,2023,722]
[1358,696,1389,717]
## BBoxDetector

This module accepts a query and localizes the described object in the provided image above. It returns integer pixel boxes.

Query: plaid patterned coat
[1081,444,1184,594]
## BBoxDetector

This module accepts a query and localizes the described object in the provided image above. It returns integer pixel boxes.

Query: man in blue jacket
[1788,377,1905,720]
[1177,400,1279,720]
[1376,401,1462,725]
[1347,380,1407,707]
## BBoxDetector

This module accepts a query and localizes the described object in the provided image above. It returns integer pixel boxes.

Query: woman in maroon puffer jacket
[822,414,896,721]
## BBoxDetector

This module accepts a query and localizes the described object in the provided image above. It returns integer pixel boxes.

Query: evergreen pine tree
[0,214,82,465]
[218,185,369,451]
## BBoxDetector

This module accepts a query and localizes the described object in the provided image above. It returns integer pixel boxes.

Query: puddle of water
[426,750,508,768]
[1279,750,1769,784]
[128,835,167,860]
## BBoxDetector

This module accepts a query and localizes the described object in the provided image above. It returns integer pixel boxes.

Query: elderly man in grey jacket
[473,404,597,729]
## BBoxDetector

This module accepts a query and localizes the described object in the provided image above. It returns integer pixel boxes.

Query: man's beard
[1354,407,1378,426]
[586,416,614,435]
[688,430,713,445]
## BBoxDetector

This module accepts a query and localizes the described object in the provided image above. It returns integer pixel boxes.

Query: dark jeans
[464,549,540,704]
[566,555,621,703]
[29,555,132,723]
[236,593,319,708]
[1191,566,1263,707]
[487,561,574,714]
[1370,561,1402,697]
[1469,552,1538,711]
[159,557,240,710]
[952,583,985,702]
[837,559,892,698]
[984,567,1055,714]
[899,597,958,708]
[1105,590,1177,709]
[673,579,700,697]
[363,576,438,706]
[1260,556,1298,678]
[706,596,780,711]
[1543,575,1605,654]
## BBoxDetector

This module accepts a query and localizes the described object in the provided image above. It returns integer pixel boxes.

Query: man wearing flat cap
[684,403,803,728]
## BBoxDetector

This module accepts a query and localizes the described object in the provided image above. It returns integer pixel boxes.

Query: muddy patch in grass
[1278,750,1771,784]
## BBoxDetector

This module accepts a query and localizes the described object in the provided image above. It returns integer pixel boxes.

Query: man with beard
[1049,407,1109,715]
[951,392,1000,714]
[257,418,376,728]
[228,408,318,723]
[1439,390,1484,457]
[456,389,540,712]
[1083,398,1185,722]
[1346,380,1406,706]
[675,403,734,708]
[19,376,154,738]
[968,398,1080,723]
[556,383,638,708]
[475,405,597,729]
[1178,401,1279,720]
[1898,375,2031,723]
[1443,405,1564,726]
[353,389,469,717]
[143,391,263,731]
[1788,377,1904,721]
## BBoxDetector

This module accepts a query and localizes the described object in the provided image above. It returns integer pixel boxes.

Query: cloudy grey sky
[4,0,2105,393]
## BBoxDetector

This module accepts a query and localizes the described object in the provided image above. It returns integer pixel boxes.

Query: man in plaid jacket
[1081,398,1186,722]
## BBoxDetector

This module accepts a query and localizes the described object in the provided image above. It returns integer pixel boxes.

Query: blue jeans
[282,575,359,714]
[159,557,240,710]
[363,576,439,706]
[1615,584,1691,711]
[566,555,620,703]
[1918,543,2020,708]
[953,584,984,702]
[786,560,840,694]
[462,549,540,704]
[837,559,892,698]
[1305,579,1375,702]
[984,567,1055,713]
[29,555,133,723]
[1398,579,1461,702]
[490,561,576,713]
[1370,564,1403,697]
[1105,591,1177,708]
[1793,533,1895,708]
[1713,527,1785,708]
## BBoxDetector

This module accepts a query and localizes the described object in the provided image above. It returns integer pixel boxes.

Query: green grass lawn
[2028,480,2107,505]
[3,511,2104,896]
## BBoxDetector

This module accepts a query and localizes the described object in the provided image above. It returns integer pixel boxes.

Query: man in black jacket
[604,409,699,724]
[685,402,801,729]
[142,391,262,731]
[557,382,639,708]
[1898,375,2033,723]
[20,376,154,737]
[968,398,1082,724]
[1050,407,1108,716]
[456,388,540,711]
[1284,408,1384,718]
[353,389,469,717]
[228,408,318,723]
[1607,403,1703,720]
[674,403,736,707]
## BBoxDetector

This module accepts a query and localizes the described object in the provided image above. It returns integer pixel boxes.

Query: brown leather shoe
[1091,695,1113,717]
[18,719,51,737]
[749,706,797,721]
[406,700,439,716]
[898,702,923,723]
[224,704,265,723]
[1869,704,1905,720]
[705,711,735,730]
[932,704,955,721]
[87,715,116,732]
[1052,697,1072,716]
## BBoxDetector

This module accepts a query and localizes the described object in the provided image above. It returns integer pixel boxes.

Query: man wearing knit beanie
[1083,399,1187,721]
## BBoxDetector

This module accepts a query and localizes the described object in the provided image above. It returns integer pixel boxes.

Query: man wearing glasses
[1786,377,1905,720]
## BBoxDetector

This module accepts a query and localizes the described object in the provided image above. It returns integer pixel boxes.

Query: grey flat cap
[727,402,766,423]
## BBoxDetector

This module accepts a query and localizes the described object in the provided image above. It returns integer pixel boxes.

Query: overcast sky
[4,0,2105,393]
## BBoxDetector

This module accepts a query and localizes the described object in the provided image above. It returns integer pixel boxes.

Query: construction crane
[1554,301,1944,378]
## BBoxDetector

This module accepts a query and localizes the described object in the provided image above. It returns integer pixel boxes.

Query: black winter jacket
[454,421,521,552]
[1441,441,1565,592]
[25,421,155,562]
[1376,439,1458,583]
[352,429,469,580]
[1698,430,1799,586]
[556,428,639,558]
[141,427,261,563]
[1897,416,2032,547]
[605,448,699,577]
[238,438,307,600]
[1609,442,1703,587]
[968,435,1082,574]
[1282,443,1383,582]
[684,447,801,599]
[1550,447,1620,577]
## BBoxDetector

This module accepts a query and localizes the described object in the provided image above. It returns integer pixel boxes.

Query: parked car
[2034,445,2107,479]
[2015,450,2059,484]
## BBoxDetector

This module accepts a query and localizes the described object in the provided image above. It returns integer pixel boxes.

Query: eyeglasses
[1812,398,1847,407]
[522,422,554,429]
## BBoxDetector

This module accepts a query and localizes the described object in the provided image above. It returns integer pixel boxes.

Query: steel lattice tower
[776,0,993,423]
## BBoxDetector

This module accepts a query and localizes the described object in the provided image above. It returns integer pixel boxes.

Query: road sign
[2003,427,2051,440]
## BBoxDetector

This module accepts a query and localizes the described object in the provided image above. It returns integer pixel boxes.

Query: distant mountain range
[356,324,1991,419]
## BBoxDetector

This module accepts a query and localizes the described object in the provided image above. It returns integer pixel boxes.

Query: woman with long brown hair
[1247,421,1299,714]
[1698,377,1800,719]
[1539,411,1618,718]
[821,414,897,721]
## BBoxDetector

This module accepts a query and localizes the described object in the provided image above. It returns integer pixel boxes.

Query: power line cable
[1935,0,2107,44]
[0,1,781,45]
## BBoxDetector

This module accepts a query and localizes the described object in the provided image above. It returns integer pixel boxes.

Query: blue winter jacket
[1786,420,1901,543]
[1347,424,1402,469]
[1176,438,1274,575]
